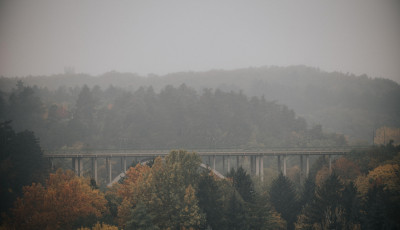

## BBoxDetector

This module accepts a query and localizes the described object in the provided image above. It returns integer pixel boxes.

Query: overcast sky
[0,0,399,82]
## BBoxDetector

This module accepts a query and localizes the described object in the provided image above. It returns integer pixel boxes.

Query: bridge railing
[43,145,371,156]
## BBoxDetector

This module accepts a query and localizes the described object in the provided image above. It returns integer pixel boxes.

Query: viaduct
[44,147,363,185]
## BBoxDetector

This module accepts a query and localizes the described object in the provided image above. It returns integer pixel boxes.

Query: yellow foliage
[78,222,118,230]
[356,164,400,196]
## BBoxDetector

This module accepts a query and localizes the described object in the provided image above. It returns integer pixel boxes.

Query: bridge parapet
[43,146,370,185]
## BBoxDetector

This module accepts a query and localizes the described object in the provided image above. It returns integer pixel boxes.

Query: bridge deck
[43,147,364,158]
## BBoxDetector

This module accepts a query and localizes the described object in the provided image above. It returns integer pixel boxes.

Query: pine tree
[197,171,225,229]
[269,173,299,230]
[226,191,248,230]
[227,167,255,203]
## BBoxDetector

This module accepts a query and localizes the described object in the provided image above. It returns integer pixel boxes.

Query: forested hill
[0,82,346,149]
[1,65,399,142]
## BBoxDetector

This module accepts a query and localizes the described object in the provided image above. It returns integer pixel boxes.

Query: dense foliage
[0,121,46,219]
[0,82,345,150]
[4,169,108,229]
[1,65,399,142]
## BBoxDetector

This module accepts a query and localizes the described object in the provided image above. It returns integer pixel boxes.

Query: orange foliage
[9,169,108,230]
[332,157,361,182]
[116,163,150,200]
[111,163,151,227]
[315,166,330,186]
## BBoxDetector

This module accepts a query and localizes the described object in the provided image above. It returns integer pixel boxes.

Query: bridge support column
[106,157,112,184]
[72,157,79,175]
[260,155,264,181]
[49,158,54,171]
[283,155,287,176]
[78,158,83,176]
[300,155,304,184]
[328,155,332,173]
[121,156,127,172]
[277,155,281,174]
[256,156,260,176]
[237,156,240,169]
[227,155,231,173]
[92,158,98,183]
[306,155,310,178]
[222,156,225,174]
[212,155,216,170]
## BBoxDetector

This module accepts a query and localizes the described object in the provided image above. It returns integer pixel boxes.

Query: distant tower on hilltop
[64,66,75,74]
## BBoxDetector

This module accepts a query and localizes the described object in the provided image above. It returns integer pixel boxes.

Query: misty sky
[0,0,399,82]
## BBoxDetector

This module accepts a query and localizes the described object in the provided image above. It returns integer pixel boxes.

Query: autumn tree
[180,185,206,229]
[115,150,205,229]
[332,157,361,183]
[356,163,400,228]
[7,169,108,230]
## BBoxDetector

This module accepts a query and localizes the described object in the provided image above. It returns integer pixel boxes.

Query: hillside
[1,65,399,142]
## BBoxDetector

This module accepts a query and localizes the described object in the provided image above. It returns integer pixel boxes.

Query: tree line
[0,81,345,150]
[1,144,399,229]
[1,65,399,142]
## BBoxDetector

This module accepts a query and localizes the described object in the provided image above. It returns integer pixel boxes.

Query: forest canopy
[0,81,346,150]
[1,65,398,142]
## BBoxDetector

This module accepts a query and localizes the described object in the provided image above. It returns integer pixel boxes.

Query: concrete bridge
[43,147,364,185]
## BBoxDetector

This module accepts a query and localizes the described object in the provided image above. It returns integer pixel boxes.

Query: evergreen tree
[197,171,225,229]
[361,185,400,230]
[299,176,316,208]
[227,167,255,203]
[0,121,46,221]
[269,173,299,230]
[298,173,360,230]
[226,191,248,230]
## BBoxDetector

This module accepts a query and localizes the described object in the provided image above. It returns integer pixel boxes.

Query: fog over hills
[1,1,399,83]
[1,65,399,143]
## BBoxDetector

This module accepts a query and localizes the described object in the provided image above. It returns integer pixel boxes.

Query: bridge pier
[256,156,260,176]
[222,156,225,175]
[306,155,310,178]
[227,155,231,173]
[49,158,54,170]
[300,155,304,184]
[92,158,98,183]
[212,155,216,170]
[72,157,80,175]
[79,158,83,176]
[277,155,281,174]
[258,155,264,181]
[121,156,127,172]
[328,155,332,173]
[106,157,112,184]
[283,155,287,176]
